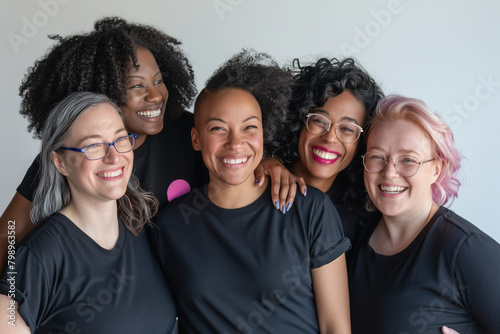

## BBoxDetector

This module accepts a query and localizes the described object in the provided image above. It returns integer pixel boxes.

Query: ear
[430,159,442,184]
[51,151,68,176]
[191,127,201,151]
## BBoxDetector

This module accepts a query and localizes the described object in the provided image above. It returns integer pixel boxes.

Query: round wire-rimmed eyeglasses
[305,113,363,143]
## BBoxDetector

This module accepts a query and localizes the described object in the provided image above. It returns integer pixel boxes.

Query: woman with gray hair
[0,92,176,333]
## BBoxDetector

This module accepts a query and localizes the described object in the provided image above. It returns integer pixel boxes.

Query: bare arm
[311,254,351,334]
[255,157,306,213]
[0,193,34,276]
[0,295,31,333]
[442,326,460,334]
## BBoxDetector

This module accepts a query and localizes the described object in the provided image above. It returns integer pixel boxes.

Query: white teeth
[222,157,248,164]
[312,148,339,160]
[380,185,406,194]
[98,169,123,178]
[137,109,161,117]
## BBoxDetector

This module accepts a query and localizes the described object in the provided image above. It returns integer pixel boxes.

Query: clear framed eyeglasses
[362,151,435,177]
[305,113,363,143]
[58,133,138,160]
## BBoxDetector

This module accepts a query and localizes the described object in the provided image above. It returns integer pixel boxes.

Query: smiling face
[191,88,263,190]
[52,103,133,206]
[294,90,366,192]
[364,119,441,219]
[121,47,168,146]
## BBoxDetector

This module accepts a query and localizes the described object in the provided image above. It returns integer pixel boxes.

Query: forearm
[0,193,34,276]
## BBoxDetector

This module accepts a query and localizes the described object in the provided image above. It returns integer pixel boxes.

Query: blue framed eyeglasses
[58,133,138,160]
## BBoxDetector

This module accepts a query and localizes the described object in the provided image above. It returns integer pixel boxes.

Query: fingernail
[274,200,279,210]
[303,188,307,197]
[281,204,286,214]
[286,202,291,212]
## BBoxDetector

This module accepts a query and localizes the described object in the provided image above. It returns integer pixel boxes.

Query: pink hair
[367,95,462,206]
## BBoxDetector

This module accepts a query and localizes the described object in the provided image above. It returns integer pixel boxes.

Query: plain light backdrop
[1,0,499,241]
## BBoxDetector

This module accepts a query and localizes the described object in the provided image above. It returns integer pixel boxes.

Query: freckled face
[121,47,168,147]
[295,91,366,191]
[364,119,441,218]
[53,104,133,205]
[191,88,263,189]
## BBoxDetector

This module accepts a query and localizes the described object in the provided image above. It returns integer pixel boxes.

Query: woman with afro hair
[151,50,351,333]
[0,17,303,273]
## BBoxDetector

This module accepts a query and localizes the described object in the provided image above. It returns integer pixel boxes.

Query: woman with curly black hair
[0,17,302,273]
[151,50,351,333]
[270,57,384,242]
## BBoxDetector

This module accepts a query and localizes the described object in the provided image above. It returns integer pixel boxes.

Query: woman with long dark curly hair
[0,17,302,273]
[270,57,384,242]
[152,50,351,333]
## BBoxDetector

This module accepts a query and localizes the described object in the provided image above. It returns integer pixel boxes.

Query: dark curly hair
[19,16,197,139]
[270,57,384,210]
[194,49,293,153]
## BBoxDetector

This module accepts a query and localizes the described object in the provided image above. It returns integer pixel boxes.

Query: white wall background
[1,0,499,242]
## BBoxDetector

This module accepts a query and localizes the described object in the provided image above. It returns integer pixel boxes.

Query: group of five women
[0,16,498,334]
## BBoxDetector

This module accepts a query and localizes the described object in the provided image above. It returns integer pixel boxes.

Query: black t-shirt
[17,111,208,207]
[347,207,500,334]
[0,213,176,333]
[325,181,371,245]
[151,184,351,334]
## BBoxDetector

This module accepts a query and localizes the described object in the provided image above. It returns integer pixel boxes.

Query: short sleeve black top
[151,184,350,333]
[347,207,500,334]
[17,111,208,207]
[0,213,176,333]
[325,181,372,245]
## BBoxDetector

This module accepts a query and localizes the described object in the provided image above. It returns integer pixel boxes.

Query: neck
[293,161,336,193]
[133,134,147,149]
[370,203,439,255]
[60,200,120,250]
[208,176,268,209]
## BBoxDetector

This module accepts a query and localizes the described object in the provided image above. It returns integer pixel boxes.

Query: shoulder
[433,207,490,241]
[431,207,500,263]
[17,213,69,250]
[16,154,42,201]
[295,185,338,216]
[300,185,331,205]
[153,186,206,225]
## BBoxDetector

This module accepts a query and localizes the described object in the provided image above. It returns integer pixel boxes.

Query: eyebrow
[207,116,260,123]
[368,147,420,156]
[313,109,360,124]
[78,128,127,145]
[126,71,162,80]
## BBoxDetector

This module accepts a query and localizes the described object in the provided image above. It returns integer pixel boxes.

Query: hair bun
[94,17,128,32]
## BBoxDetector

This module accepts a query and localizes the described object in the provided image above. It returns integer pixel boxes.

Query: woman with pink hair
[348,95,500,333]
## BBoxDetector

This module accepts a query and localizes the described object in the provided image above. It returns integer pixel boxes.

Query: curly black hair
[194,49,293,154]
[19,16,197,139]
[270,57,384,210]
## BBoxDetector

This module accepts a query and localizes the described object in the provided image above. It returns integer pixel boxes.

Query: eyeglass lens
[85,135,135,160]
[306,114,361,143]
[363,153,421,177]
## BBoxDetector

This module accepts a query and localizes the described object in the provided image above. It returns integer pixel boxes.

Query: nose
[225,131,243,149]
[102,144,120,164]
[380,159,399,178]
[321,127,340,143]
[145,85,164,103]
